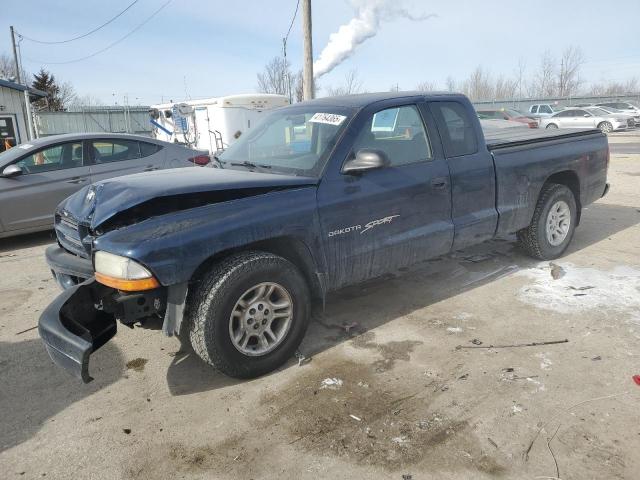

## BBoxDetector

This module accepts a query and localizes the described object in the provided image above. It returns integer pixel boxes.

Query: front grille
[55,213,91,258]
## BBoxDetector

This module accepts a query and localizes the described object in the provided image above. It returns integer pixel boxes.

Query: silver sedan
[0,133,210,238]
[539,107,629,133]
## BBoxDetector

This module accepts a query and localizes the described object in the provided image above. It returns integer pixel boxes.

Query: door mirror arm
[1,164,23,178]
[342,149,390,175]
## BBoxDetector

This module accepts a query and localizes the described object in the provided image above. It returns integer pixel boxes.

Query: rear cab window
[139,142,163,157]
[430,101,477,157]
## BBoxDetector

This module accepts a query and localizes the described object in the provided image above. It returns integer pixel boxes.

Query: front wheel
[598,121,613,134]
[517,183,577,260]
[545,123,558,129]
[186,251,311,378]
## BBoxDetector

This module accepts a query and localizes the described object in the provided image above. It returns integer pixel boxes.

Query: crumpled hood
[59,167,317,229]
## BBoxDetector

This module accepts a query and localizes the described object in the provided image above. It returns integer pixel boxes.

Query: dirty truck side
[39,92,609,382]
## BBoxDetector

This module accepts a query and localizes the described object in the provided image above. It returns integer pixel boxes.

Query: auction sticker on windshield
[309,113,347,126]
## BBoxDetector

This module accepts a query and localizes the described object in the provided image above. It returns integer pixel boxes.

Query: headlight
[94,251,160,291]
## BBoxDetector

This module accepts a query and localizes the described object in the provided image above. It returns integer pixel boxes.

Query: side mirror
[2,164,23,178]
[342,149,389,174]
[583,114,590,117]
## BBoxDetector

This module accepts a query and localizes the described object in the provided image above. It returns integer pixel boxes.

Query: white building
[149,93,289,153]
[0,79,44,153]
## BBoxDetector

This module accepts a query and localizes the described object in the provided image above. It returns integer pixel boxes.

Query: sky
[1,0,639,105]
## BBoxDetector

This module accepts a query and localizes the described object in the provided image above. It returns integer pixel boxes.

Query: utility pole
[11,26,35,140]
[302,0,314,100]
[10,26,21,83]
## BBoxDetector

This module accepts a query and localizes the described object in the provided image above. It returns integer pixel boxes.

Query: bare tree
[256,57,293,98]
[0,53,28,83]
[462,66,494,101]
[326,69,364,96]
[71,94,104,108]
[416,80,437,91]
[494,75,518,100]
[514,57,526,99]
[445,76,457,92]
[58,81,77,108]
[529,50,556,97]
[557,46,584,97]
[589,77,640,96]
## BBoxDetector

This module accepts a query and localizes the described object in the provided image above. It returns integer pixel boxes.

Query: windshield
[218,105,354,177]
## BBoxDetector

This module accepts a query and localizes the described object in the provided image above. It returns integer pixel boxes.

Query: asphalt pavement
[609,142,640,154]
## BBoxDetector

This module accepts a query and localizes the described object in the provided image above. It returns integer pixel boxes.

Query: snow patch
[516,263,640,315]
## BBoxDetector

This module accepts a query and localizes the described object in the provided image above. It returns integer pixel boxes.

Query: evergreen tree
[31,69,64,111]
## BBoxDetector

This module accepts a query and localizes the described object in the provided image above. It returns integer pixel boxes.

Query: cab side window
[351,105,432,167]
[15,142,83,174]
[431,101,477,157]
[139,142,163,158]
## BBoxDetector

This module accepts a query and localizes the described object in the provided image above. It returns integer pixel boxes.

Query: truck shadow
[164,202,637,395]
[0,230,55,254]
[0,338,124,453]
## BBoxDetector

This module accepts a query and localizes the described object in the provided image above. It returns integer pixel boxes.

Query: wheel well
[544,170,582,223]
[189,237,325,303]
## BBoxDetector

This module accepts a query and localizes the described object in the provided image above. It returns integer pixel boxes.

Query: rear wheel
[598,121,613,134]
[517,183,577,260]
[545,123,558,129]
[186,251,310,378]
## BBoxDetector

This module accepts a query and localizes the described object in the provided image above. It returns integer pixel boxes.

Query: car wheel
[598,121,613,134]
[186,251,310,378]
[517,183,577,260]
[545,123,558,129]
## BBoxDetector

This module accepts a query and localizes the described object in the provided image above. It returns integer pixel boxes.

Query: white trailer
[149,93,289,153]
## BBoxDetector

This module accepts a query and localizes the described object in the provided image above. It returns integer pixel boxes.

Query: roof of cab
[297,91,464,108]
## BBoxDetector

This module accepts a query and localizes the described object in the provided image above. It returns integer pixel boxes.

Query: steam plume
[313,0,436,78]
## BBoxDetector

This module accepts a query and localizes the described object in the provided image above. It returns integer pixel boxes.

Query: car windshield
[218,106,354,177]
[586,107,609,116]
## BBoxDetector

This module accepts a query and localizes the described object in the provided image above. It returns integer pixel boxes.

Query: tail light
[189,154,211,166]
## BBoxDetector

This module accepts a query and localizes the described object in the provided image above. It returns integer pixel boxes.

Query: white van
[149,94,289,153]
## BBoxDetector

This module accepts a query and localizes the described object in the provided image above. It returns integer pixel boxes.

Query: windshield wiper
[229,160,272,170]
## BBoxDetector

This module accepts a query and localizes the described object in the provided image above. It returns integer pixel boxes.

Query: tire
[186,251,310,378]
[545,123,558,129]
[517,183,577,260]
[597,121,613,134]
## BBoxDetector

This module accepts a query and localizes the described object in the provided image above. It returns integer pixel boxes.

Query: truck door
[317,101,453,288]
[429,100,498,250]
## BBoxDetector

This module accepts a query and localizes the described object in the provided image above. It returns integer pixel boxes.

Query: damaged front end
[39,279,166,382]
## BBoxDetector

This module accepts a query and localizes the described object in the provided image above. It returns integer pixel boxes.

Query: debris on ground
[342,321,359,333]
[457,339,568,349]
[125,358,148,372]
[550,262,566,280]
[320,378,343,390]
[349,414,362,421]
[592,356,602,361]
[15,325,37,335]
[402,475,413,480]
[294,350,311,367]
[447,327,463,333]
[470,338,483,345]
[633,375,640,386]
[488,437,498,448]
[123,428,131,434]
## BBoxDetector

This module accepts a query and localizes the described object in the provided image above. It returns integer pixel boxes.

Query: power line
[21,0,172,65]
[18,0,141,44]
[283,0,300,50]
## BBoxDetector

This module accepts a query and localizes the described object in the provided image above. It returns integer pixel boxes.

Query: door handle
[431,177,448,189]
[67,176,88,184]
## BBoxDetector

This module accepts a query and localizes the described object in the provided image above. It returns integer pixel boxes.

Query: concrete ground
[1,133,639,480]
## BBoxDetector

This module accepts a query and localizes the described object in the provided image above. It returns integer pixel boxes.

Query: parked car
[539,107,629,133]
[595,101,640,118]
[529,104,560,117]
[0,133,210,238]
[38,92,610,383]
[594,105,640,127]
[476,108,538,128]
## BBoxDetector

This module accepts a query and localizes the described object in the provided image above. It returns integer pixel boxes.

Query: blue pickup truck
[39,92,609,382]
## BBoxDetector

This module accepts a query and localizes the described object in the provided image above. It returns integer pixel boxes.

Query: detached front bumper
[45,245,94,289]
[39,279,117,383]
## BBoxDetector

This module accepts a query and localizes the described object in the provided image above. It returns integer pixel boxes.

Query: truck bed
[484,128,602,150]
